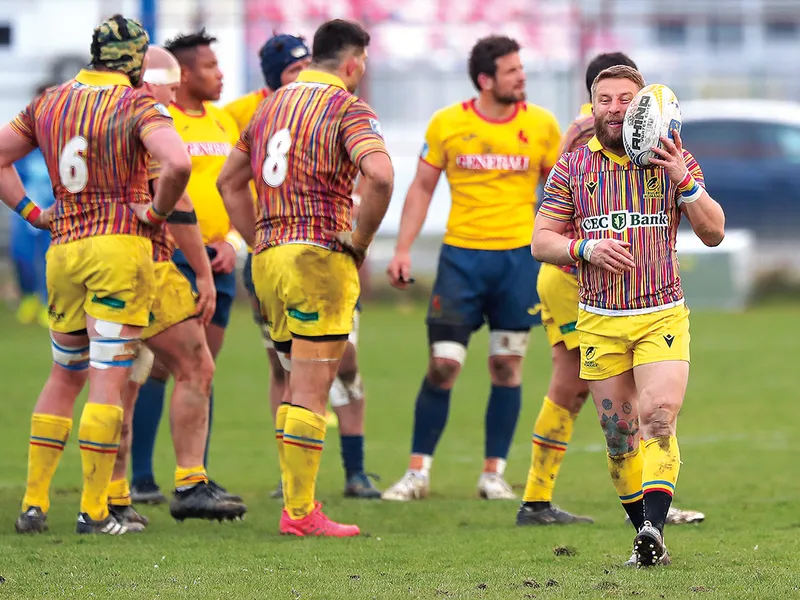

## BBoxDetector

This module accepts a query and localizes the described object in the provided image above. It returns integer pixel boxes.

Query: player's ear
[477,73,493,92]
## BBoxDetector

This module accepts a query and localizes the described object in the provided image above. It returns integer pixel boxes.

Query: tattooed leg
[588,372,645,531]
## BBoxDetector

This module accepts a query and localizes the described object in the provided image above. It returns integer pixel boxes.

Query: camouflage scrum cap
[90,14,150,86]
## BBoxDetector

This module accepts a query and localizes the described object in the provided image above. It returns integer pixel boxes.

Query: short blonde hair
[591,65,645,100]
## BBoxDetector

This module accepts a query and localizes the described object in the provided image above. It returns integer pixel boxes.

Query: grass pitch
[0,301,798,599]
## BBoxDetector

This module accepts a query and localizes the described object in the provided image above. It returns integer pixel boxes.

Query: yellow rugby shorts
[577,303,690,380]
[537,263,580,351]
[142,261,198,340]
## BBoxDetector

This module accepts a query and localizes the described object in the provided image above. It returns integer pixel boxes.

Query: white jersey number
[262,128,292,188]
[59,136,89,193]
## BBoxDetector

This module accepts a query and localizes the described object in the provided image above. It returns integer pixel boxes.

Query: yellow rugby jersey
[169,102,239,244]
[421,99,562,250]
[223,88,269,131]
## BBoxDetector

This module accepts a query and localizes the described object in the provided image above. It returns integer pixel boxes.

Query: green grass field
[0,301,798,599]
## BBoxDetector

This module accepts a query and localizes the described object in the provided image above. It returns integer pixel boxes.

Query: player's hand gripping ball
[623,84,682,167]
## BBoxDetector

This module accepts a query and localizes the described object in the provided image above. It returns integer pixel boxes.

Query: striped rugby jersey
[236,70,388,254]
[9,69,174,245]
[539,135,705,314]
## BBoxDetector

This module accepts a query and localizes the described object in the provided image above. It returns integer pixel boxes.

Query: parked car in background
[680,99,800,239]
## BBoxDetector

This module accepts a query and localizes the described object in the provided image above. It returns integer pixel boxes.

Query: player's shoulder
[205,101,235,123]
[519,102,559,127]
[430,101,472,124]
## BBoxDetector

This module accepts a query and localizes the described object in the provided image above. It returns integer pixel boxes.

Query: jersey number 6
[59,136,89,194]
[262,128,291,188]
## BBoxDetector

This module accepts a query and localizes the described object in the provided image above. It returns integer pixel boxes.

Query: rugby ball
[622,84,682,167]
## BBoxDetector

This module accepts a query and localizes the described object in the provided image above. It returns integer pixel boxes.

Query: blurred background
[0,0,798,314]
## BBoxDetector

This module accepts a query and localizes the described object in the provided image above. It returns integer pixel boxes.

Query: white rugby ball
[622,83,682,167]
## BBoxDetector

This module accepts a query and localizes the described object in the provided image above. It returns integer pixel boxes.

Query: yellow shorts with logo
[537,263,580,351]
[46,235,155,334]
[578,303,690,380]
[252,243,360,343]
[142,261,198,340]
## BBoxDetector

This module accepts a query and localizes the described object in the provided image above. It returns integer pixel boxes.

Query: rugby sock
[410,378,451,458]
[275,403,290,489]
[130,377,166,484]
[174,466,208,490]
[22,414,72,513]
[484,385,522,464]
[204,385,214,468]
[282,406,326,519]
[340,435,365,480]
[78,403,123,521]
[107,478,132,507]
[522,396,575,504]
[642,436,681,533]
[607,446,645,531]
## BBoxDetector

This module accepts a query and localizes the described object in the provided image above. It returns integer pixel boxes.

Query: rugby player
[218,18,393,536]
[0,15,190,534]
[105,46,247,530]
[224,33,381,500]
[532,65,725,566]
[384,36,561,501]
[517,52,705,528]
[130,29,242,505]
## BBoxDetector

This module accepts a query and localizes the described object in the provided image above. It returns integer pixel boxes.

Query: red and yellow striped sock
[282,406,326,520]
[78,403,123,521]
[22,414,72,513]
[522,396,575,503]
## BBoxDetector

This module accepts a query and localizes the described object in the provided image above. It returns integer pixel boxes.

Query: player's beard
[493,89,525,105]
[595,116,625,154]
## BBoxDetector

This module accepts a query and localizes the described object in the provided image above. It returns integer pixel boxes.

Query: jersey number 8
[262,128,291,187]
[59,136,89,194]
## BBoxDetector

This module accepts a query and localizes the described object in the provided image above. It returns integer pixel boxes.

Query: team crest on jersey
[154,103,171,118]
[644,175,662,200]
[369,119,383,137]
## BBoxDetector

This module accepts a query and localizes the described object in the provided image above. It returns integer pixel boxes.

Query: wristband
[15,196,42,225]
[143,205,168,225]
[679,182,703,205]
[225,230,246,253]
[567,239,581,261]
[676,171,693,193]
[582,239,599,262]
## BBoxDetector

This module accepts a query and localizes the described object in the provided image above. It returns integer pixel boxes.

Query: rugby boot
[208,479,243,503]
[15,506,48,534]
[170,481,246,522]
[76,512,127,535]
[109,504,148,533]
[634,520,671,568]
[477,472,517,500]
[344,472,382,499]
[130,477,167,505]
[516,502,594,525]
[624,549,671,567]
[279,502,360,537]
[382,470,429,501]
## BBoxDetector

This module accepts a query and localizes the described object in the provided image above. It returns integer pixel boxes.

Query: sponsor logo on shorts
[48,305,65,322]
[581,211,668,234]
[663,334,675,347]
[583,345,599,369]
[287,308,318,322]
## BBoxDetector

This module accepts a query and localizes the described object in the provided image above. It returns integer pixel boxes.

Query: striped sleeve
[538,154,574,222]
[340,99,388,167]
[559,115,594,156]
[235,120,252,154]
[9,101,37,147]
[132,96,176,142]
[683,149,705,187]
